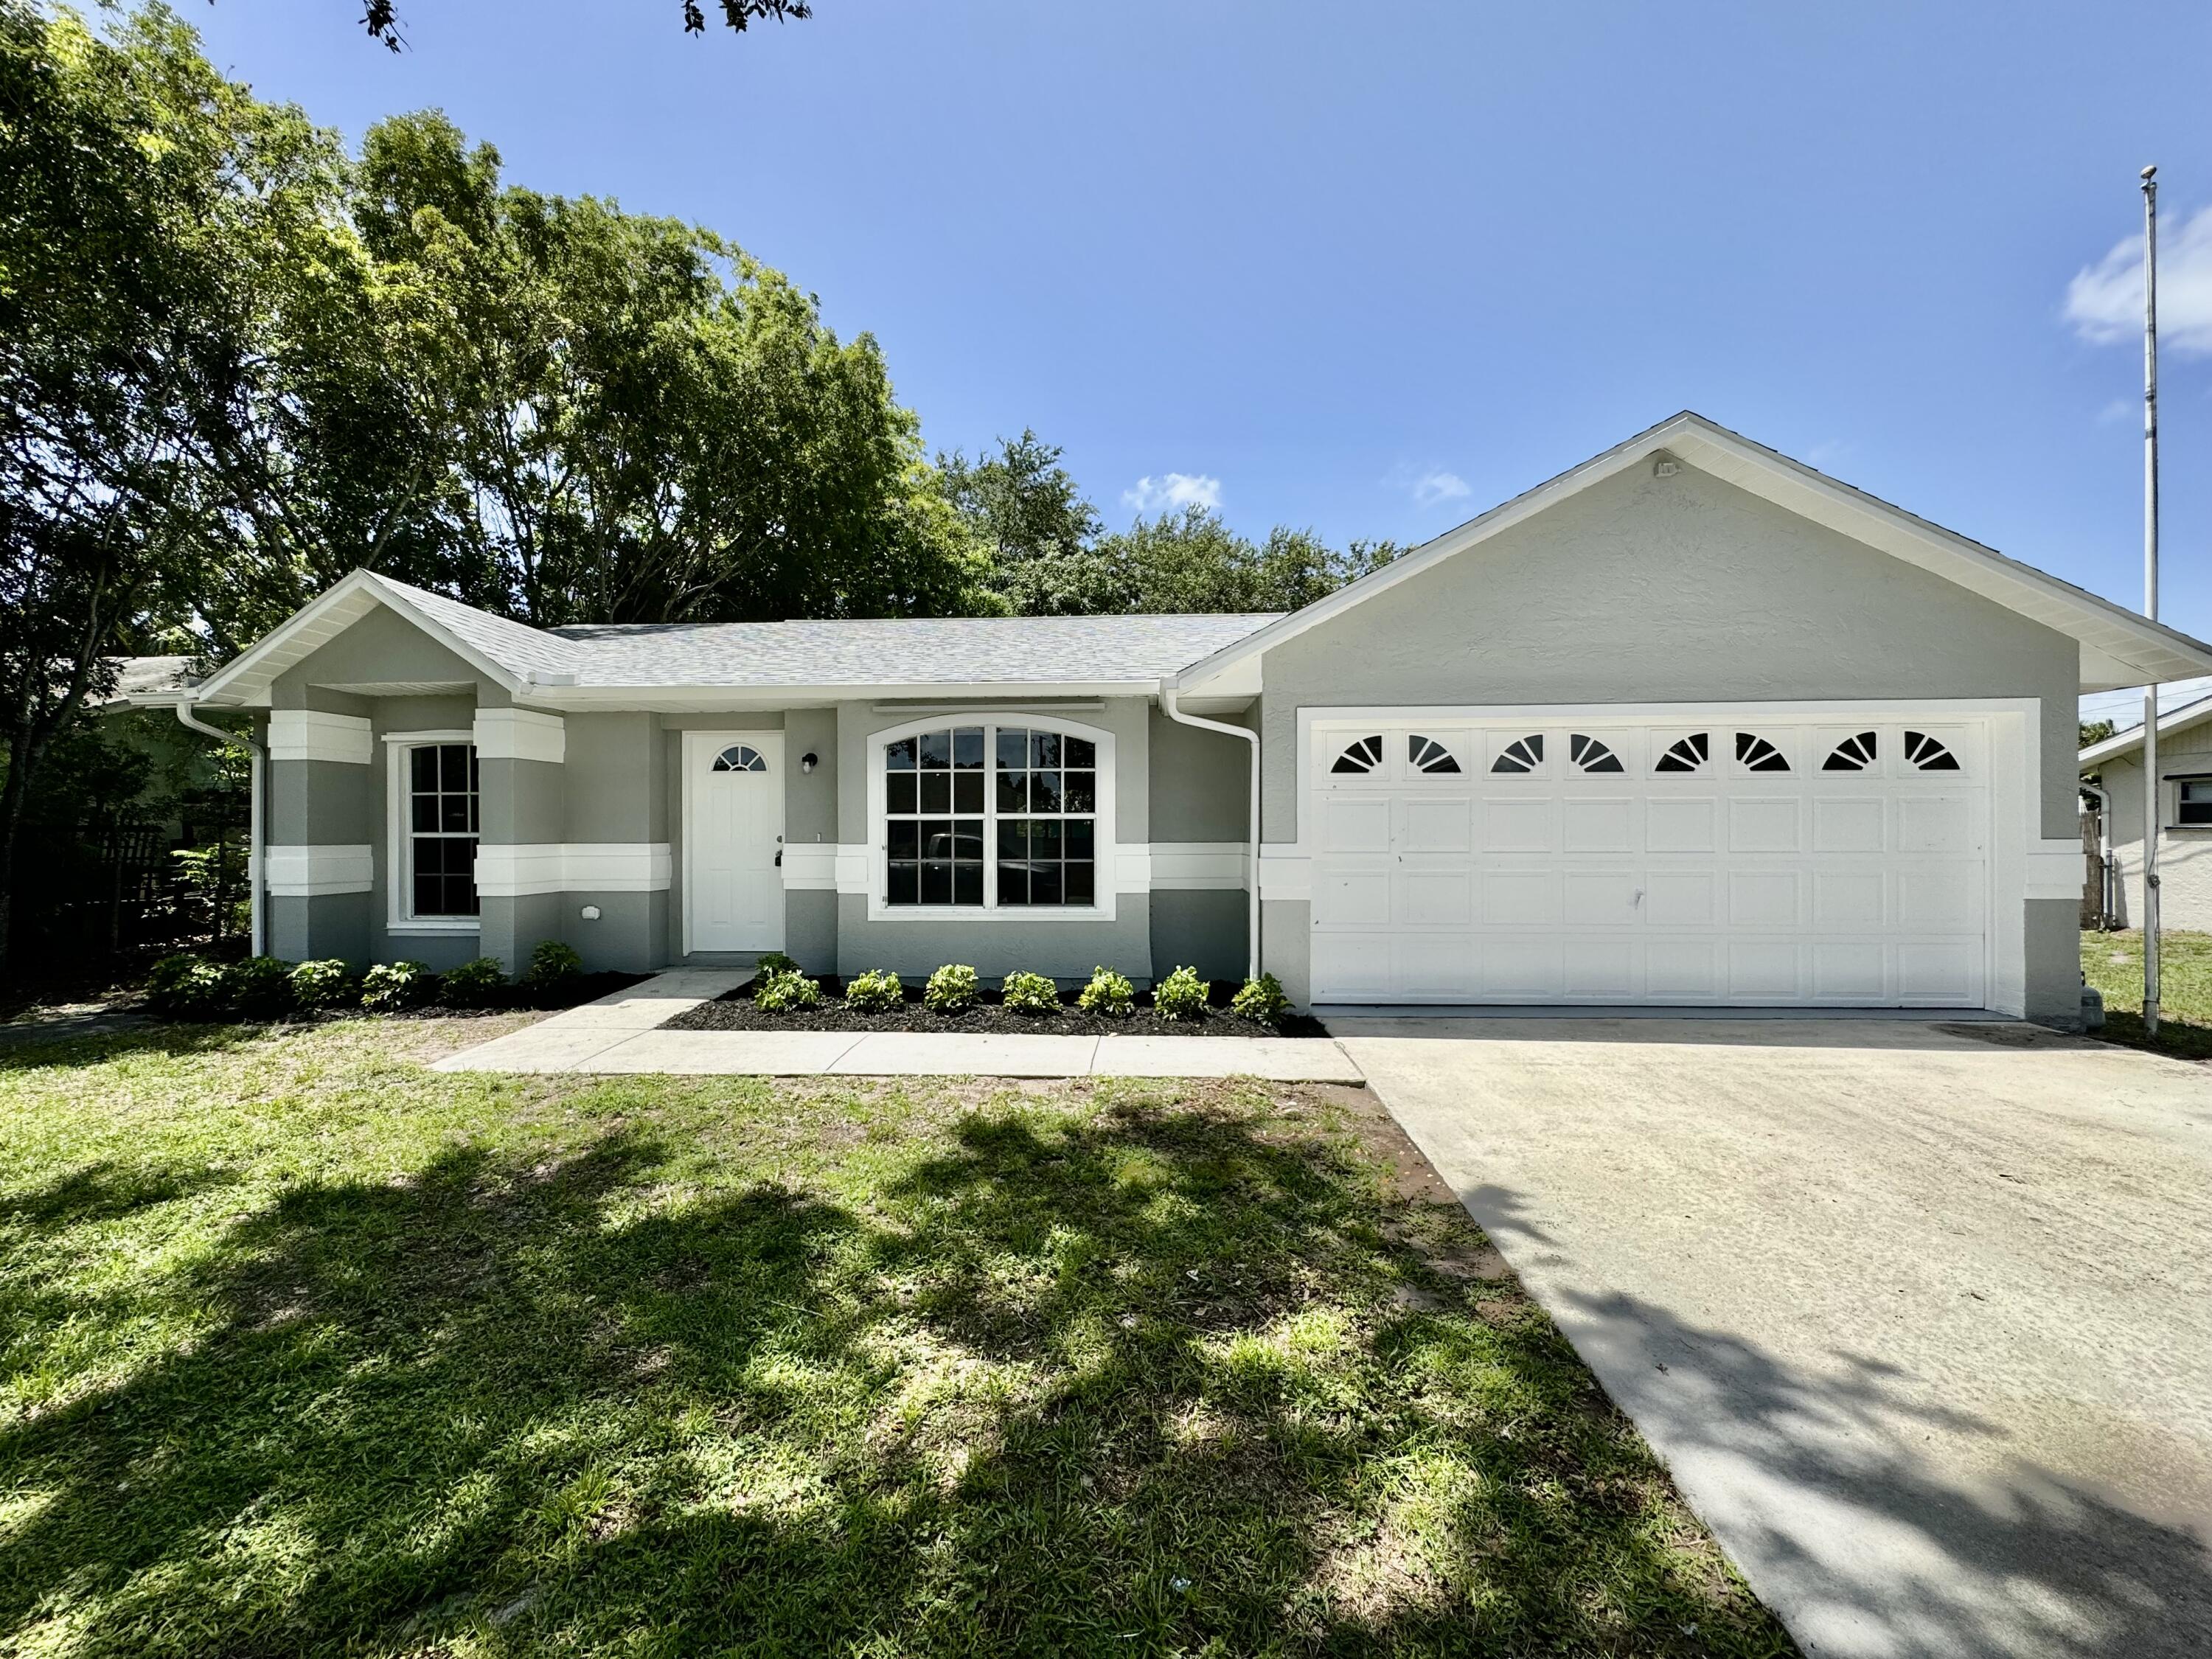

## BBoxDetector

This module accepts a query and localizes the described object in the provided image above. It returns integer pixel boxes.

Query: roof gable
[2080,693,2212,768]
[1174,411,2212,697]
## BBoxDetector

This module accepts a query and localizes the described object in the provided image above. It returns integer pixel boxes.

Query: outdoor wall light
[580,905,601,920]
[801,751,818,773]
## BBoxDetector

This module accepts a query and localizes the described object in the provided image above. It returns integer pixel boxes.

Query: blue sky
[190,0,2212,641]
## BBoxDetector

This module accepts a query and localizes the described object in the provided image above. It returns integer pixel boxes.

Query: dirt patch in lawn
[663,976,1330,1038]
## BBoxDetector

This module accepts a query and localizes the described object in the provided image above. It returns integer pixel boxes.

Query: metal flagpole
[2142,164,2162,1036]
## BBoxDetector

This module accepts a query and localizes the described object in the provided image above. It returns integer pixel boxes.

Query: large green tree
[0,0,349,964]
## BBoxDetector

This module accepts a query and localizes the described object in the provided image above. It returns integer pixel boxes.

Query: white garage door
[1309,714,1990,1006]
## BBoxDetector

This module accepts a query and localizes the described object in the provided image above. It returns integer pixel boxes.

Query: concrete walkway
[432,970,1364,1081]
[1338,1016,2212,1659]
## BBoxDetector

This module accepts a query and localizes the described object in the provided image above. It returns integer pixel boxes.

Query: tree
[348,0,810,52]
[0,1,347,966]
[939,430,1098,616]
[342,111,993,627]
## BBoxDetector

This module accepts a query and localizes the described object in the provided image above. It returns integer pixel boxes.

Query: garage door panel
[1812,869,1886,928]
[1315,869,1391,928]
[1729,939,1801,1000]
[1728,869,1802,928]
[1645,869,1718,926]
[1646,937,1722,999]
[1315,933,1394,1002]
[1483,869,1557,926]
[1646,797,1718,852]
[1397,868,1473,926]
[1483,797,1554,852]
[1397,933,1475,997]
[1898,939,1978,1004]
[1812,941,1888,1000]
[1898,796,1975,855]
[1481,935,1562,998]
[1812,796,1887,852]
[1318,794,1392,855]
[1399,796,1472,853]
[1895,868,1980,932]
[1729,797,1801,852]
[1562,938,1638,998]
[1562,796,1635,852]
[1562,870,1641,925]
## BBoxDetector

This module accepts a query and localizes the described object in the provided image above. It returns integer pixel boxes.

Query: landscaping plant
[754,968,822,1012]
[226,956,298,1020]
[1001,970,1060,1015]
[442,956,508,1008]
[145,953,231,1020]
[923,963,979,1013]
[288,959,352,1010]
[1153,964,1209,1020]
[524,939,584,986]
[754,951,800,979]
[843,969,902,1012]
[360,961,434,1011]
[1077,964,1135,1018]
[1231,971,1293,1027]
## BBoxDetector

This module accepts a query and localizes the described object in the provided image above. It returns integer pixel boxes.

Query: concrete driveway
[1335,1017,2212,1659]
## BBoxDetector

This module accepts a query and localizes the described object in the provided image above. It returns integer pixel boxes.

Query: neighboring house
[151,412,2212,1025]
[2079,694,2212,931]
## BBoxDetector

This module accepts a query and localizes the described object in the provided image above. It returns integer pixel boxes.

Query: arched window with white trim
[872,716,1114,915]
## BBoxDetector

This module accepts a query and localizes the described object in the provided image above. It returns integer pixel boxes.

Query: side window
[406,742,479,917]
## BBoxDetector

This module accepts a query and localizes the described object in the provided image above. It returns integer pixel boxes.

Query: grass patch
[2081,929,2212,1060]
[0,1018,1792,1656]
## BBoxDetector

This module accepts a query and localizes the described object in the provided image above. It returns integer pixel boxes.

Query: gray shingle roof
[368,574,1277,688]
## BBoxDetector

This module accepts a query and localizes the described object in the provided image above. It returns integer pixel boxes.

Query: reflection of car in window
[923,827,984,863]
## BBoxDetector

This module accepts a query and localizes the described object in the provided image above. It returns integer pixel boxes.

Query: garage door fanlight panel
[1409,735,1461,773]
[1654,732,1710,773]
[1736,732,1792,772]
[1331,735,1385,775]
[1904,731,1961,771]
[1823,731,1880,772]
[1490,734,1545,773]
[1569,734,1626,773]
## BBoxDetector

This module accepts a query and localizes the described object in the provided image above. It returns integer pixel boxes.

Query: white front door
[684,731,786,953]
[1309,712,1992,1006]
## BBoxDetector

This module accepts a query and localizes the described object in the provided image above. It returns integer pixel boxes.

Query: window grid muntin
[406,742,479,918]
[881,722,1100,909]
[711,743,768,773]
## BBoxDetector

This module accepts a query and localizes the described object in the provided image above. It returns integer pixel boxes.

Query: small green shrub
[442,956,508,1007]
[923,963,979,1013]
[1001,970,1060,1015]
[289,958,353,1010]
[524,939,583,986]
[147,953,230,1020]
[361,960,434,1012]
[1153,964,1209,1020]
[755,969,821,1012]
[1229,971,1292,1026]
[844,969,902,1013]
[1077,965,1135,1018]
[226,956,298,1020]
[755,951,800,979]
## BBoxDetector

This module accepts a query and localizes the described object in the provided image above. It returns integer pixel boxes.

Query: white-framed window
[2175,777,2212,829]
[385,731,479,929]
[868,715,1115,918]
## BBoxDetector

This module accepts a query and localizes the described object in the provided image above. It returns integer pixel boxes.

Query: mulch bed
[664,977,1328,1038]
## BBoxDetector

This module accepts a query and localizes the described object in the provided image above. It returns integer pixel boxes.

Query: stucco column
[472,708,566,973]
[263,707,375,965]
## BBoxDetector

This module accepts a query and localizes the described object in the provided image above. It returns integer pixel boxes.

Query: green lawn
[2081,929,2212,1060]
[0,1018,1791,1658]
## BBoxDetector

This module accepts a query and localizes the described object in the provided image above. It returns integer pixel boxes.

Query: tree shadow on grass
[0,1021,252,1072]
[0,1096,1796,1658]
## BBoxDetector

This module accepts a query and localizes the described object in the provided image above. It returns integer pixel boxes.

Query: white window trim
[384,729,481,933]
[864,712,1118,922]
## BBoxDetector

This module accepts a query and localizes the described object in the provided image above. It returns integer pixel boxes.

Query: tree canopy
[350,1,813,54]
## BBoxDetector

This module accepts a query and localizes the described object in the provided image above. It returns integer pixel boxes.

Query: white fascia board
[2079,694,2212,768]
[192,571,530,708]
[1172,410,2212,697]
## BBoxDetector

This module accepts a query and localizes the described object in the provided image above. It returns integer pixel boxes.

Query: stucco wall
[2095,736,2212,932]
[1257,462,2084,1015]
[1147,707,1251,841]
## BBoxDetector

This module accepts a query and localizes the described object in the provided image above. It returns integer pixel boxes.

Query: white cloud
[1122,472,1222,515]
[1385,463,1472,509]
[2065,203,2212,355]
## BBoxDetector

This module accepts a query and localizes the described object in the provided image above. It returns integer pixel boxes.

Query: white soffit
[1173,411,2212,698]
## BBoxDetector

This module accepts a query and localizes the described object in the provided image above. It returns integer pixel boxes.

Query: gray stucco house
[164,413,2212,1025]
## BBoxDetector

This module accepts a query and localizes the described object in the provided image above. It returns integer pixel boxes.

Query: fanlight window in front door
[711,744,768,773]
[1331,735,1385,775]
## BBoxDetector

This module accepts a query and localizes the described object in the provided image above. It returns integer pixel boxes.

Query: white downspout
[175,700,265,957]
[1160,684,1260,981]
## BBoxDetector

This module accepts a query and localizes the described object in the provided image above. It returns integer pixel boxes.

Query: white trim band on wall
[473,707,566,764]
[2026,839,2090,901]
[265,843,375,896]
[781,843,840,891]
[473,843,671,897]
[268,710,373,766]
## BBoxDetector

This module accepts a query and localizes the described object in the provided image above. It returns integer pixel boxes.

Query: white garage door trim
[1284,700,2057,1015]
